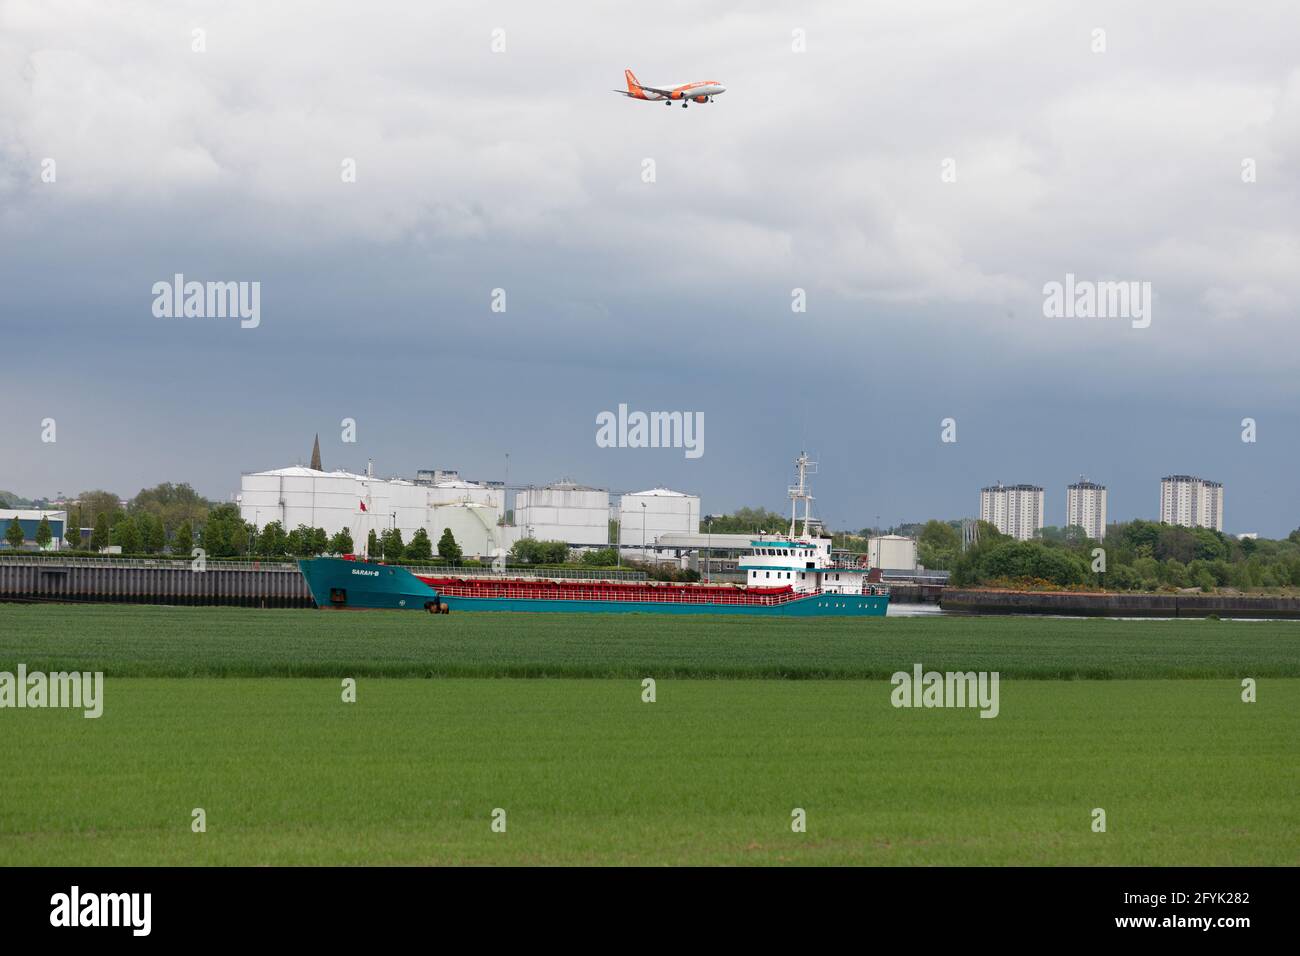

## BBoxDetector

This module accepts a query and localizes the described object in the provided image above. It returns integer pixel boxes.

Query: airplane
[612,69,726,108]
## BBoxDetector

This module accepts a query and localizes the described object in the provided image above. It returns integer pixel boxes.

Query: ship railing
[404,566,648,582]
[435,584,821,606]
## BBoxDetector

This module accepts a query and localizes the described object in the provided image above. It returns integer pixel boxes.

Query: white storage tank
[426,479,505,517]
[514,482,610,546]
[239,466,507,556]
[868,534,918,572]
[239,466,367,537]
[426,502,506,559]
[619,488,701,548]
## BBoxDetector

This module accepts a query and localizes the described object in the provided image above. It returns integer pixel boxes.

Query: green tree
[200,504,249,557]
[510,538,569,564]
[113,516,141,553]
[285,524,311,556]
[328,528,354,554]
[538,540,570,563]
[256,521,288,557]
[918,519,960,552]
[1159,559,1189,588]
[982,541,1086,586]
[405,528,433,560]
[310,527,329,556]
[77,490,122,529]
[436,528,462,562]
[1132,556,1161,586]
[130,482,209,538]
[35,515,53,549]
[138,512,166,553]
[705,507,793,535]
[510,538,539,563]
[5,517,25,549]
[366,529,379,558]
[173,520,194,555]
[917,519,960,569]
[90,513,110,551]
[1119,519,1162,555]
[379,527,405,561]
[65,508,83,548]
[1107,564,1139,591]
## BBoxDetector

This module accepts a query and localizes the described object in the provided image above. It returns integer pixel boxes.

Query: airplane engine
[693,95,708,103]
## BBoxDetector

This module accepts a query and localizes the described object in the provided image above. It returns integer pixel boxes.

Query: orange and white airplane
[613,69,726,108]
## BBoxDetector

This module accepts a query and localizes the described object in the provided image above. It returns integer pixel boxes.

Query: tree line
[916,518,1300,592]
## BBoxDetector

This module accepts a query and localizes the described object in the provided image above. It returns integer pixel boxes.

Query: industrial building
[238,466,516,558]
[1160,475,1223,531]
[0,510,67,551]
[618,488,701,554]
[867,534,918,572]
[513,481,610,547]
[980,483,1044,541]
[1066,478,1108,540]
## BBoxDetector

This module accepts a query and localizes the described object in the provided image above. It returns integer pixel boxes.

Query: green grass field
[2,604,1297,678]
[0,605,1296,865]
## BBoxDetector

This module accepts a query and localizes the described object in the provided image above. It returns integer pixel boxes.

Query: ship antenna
[788,451,817,539]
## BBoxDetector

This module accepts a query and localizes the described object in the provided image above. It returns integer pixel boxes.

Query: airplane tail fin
[625,69,642,93]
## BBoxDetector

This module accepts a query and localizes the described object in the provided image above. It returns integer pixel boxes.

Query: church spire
[310,433,322,471]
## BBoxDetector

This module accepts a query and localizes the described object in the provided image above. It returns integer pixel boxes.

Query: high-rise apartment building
[1159,475,1223,531]
[1066,478,1107,540]
[980,483,1045,541]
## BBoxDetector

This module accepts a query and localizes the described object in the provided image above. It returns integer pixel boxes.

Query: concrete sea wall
[0,558,314,608]
[941,589,1300,619]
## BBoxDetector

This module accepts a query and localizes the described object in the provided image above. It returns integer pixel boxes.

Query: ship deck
[419,576,816,607]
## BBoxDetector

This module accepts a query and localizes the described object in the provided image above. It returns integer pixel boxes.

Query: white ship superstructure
[738,453,875,596]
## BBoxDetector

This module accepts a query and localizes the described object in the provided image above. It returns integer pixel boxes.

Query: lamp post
[641,501,647,561]
[705,516,712,583]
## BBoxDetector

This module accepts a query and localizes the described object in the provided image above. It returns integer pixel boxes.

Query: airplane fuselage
[635,80,726,102]
[616,70,726,106]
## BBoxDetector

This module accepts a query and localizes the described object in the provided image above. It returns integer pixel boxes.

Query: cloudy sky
[2,0,1298,533]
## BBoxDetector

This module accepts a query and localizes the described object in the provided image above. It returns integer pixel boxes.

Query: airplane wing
[635,84,678,98]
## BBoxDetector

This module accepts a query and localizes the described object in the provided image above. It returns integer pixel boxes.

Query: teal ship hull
[298,557,441,611]
[299,557,889,617]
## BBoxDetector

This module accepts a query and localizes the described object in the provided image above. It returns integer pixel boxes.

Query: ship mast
[788,452,817,539]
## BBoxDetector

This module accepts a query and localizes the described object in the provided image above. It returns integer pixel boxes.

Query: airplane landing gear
[682,102,688,108]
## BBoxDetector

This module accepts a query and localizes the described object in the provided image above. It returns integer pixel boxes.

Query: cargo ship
[298,453,889,617]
